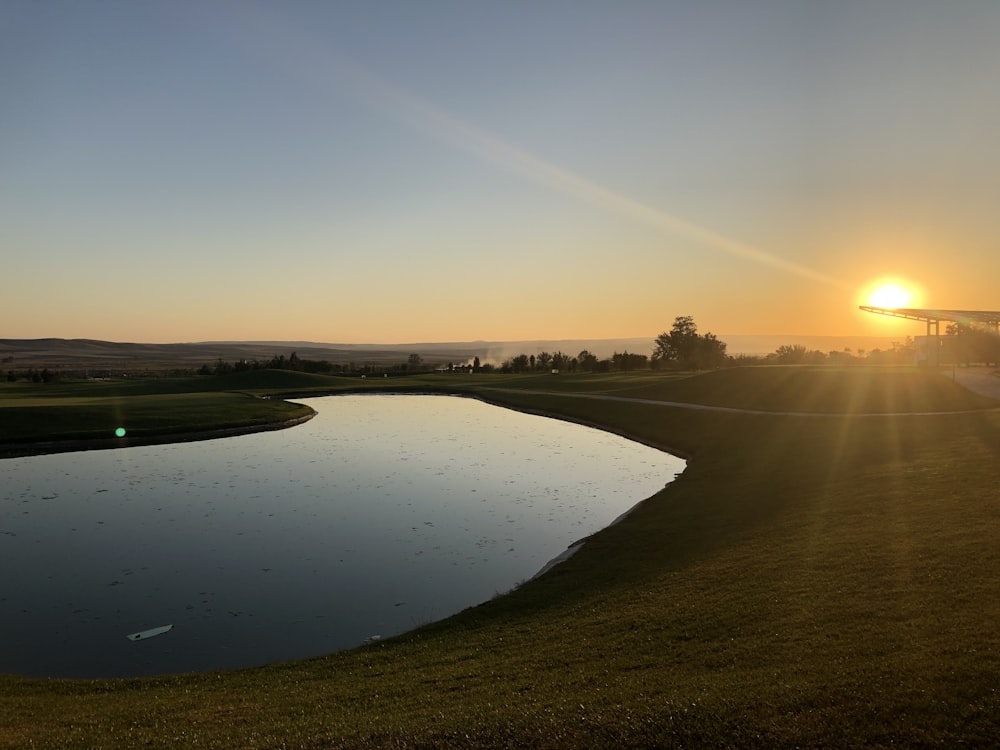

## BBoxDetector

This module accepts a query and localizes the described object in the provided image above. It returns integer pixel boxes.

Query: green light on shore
[115,427,127,438]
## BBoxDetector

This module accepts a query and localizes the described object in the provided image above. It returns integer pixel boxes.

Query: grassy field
[0,374,319,448]
[1,367,999,748]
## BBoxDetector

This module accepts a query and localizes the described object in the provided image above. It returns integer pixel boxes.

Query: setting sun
[863,279,921,309]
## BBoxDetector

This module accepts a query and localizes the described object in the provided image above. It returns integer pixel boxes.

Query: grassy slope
[0,372,336,444]
[1,368,999,748]
[453,366,999,413]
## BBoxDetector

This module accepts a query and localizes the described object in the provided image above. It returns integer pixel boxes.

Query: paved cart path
[950,367,1000,401]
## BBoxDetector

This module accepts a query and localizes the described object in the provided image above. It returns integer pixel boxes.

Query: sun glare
[864,280,920,309]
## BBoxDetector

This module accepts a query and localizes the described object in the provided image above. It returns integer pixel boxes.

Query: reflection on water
[0,395,683,678]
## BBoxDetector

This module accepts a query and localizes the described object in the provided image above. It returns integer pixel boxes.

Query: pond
[0,395,684,678]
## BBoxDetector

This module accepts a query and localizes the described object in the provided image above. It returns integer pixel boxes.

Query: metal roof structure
[858,307,1000,330]
[859,306,1000,365]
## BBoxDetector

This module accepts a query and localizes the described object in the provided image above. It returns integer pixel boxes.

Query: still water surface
[0,395,683,678]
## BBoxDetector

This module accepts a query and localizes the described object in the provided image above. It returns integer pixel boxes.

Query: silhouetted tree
[781,344,806,361]
[945,324,1000,366]
[771,344,808,364]
[576,350,599,372]
[612,351,649,371]
[652,316,728,369]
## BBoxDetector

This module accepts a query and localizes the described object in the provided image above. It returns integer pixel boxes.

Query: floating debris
[125,624,173,642]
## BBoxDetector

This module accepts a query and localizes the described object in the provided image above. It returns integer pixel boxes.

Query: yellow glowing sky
[3,2,998,344]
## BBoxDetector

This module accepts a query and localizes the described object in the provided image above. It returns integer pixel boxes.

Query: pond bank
[0,410,317,459]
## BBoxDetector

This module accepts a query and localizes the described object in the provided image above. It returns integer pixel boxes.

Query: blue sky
[3,1,998,343]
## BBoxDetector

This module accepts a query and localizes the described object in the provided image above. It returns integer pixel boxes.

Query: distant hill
[1,334,899,371]
[0,339,417,370]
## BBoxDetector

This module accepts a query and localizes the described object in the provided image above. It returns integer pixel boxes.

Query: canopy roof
[859,307,1000,328]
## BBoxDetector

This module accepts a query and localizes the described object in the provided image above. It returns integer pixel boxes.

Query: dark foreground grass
[2,368,1000,748]
[0,381,318,449]
[450,365,999,413]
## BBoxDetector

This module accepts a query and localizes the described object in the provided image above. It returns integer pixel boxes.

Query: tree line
[154,324,1000,379]
[5,368,60,383]
[8,316,996,384]
[488,315,997,371]
[198,352,425,376]
[943,323,1000,367]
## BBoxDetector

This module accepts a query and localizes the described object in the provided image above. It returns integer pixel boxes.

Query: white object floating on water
[125,624,173,642]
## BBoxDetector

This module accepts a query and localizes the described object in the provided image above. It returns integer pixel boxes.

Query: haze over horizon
[4,1,998,344]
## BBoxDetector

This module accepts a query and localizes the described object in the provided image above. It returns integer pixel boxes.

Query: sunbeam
[228,3,853,292]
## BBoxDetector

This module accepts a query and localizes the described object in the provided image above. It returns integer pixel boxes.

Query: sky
[3,0,999,344]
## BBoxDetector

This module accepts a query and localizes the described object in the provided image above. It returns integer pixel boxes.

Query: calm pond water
[0,395,683,678]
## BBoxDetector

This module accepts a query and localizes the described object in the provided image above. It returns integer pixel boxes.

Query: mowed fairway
[0,375,317,450]
[1,367,999,748]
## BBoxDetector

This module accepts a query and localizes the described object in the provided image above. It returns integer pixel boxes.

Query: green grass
[1,367,999,747]
[445,366,996,413]
[0,374,326,446]
[0,392,311,443]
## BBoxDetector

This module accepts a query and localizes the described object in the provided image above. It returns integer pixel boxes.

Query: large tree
[576,350,599,372]
[945,324,1000,366]
[652,316,728,370]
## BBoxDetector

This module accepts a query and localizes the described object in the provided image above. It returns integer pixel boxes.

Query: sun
[869,284,912,308]
[864,279,921,309]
